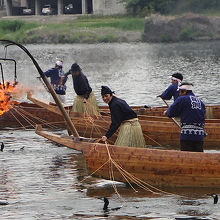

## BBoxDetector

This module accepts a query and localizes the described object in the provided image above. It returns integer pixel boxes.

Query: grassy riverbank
[0,13,219,44]
[0,15,145,43]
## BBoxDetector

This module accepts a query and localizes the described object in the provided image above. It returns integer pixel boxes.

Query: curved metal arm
[0,58,17,83]
[0,39,79,137]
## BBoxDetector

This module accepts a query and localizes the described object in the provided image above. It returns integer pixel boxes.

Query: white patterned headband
[170,76,182,83]
[56,60,63,67]
[178,84,193,91]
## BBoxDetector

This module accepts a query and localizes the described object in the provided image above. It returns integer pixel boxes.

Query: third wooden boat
[28,95,220,149]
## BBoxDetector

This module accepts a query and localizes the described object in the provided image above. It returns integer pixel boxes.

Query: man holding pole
[164,82,206,152]
[157,72,183,102]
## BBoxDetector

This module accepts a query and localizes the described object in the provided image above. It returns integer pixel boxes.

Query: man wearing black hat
[157,72,183,102]
[65,62,99,115]
[101,86,146,148]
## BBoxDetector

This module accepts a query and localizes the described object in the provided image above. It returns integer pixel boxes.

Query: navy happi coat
[44,67,67,95]
[166,92,206,141]
[161,83,179,101]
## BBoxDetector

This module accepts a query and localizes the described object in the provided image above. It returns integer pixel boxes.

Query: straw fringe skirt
[205,106,213,119]
[115,118,146,148]
[72,92,100,115]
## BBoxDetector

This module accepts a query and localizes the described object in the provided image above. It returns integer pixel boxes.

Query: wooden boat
[27,95,220,148]
[35,125,220,188]
[0,101,67,129]
[1,95,220,129]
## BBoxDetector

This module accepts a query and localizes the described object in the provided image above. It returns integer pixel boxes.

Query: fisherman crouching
[101,86,146,148]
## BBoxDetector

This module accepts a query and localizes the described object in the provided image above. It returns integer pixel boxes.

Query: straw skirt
[115,118,146,148]
[72,92,99,115]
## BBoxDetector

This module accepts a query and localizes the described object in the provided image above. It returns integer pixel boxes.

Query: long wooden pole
[0,40,79,138]
[161,98,181,129]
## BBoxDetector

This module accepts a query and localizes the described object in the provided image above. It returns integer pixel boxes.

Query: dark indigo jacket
[161,83,179,101]
[166,92,206,141]
[66,71,92,99]
[105,96,137,139]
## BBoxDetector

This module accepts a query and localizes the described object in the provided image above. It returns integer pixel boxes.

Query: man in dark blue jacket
[66,63,99,115]
[101,86,145,148]
[157,72,183,102]
[165,82,206,152]
[44,60,67,103]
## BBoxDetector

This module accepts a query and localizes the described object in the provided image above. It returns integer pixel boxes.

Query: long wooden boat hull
[35,125,220,188]
[1,97,220,129]
[0,102,67,129]
[27,96,220,149]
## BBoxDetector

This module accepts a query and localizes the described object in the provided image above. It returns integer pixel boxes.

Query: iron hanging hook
[0,58,17,85]
[0,63,5,89]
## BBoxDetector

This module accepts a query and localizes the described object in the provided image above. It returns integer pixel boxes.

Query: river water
[0,41,220,219]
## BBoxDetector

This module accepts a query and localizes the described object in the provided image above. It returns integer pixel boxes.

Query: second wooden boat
[28,95,220,149]
[1,97,219,129]
[35,125,220,188]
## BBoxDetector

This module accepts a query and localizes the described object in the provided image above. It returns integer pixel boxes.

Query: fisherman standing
[66,62,99,115]
[43,59,67,104]
[101,86,146,148]
[157,72,183,101]
[165,82,206,152]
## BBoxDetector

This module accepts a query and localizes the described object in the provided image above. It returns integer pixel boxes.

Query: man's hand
[163,110,167,115]
[102,136,107,142]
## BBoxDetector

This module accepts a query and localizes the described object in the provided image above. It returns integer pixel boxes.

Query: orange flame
[0,82,16,116]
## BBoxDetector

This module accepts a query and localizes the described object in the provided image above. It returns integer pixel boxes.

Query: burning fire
[0,82,17,116]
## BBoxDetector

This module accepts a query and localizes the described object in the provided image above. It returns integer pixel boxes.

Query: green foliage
[178,27,197,41]
[57,32,118,44]
[0,20,39,42]
[0,16,144,44]
[72,16,145,31]
[0,20,38,33]
[97,34,118,43]
[160,33,172,42]
[120,0,177,15]
[120,0,220,15]
[174,0,220,13]
[0,20,24,32]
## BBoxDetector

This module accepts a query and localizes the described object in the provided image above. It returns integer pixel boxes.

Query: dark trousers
[180,140,204,152]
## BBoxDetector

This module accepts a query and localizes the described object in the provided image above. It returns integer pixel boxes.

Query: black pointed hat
[71,62,81,71]
[101,86,114,95]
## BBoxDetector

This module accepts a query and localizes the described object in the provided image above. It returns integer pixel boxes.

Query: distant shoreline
[143,13,220,42]
[1,14,220,44]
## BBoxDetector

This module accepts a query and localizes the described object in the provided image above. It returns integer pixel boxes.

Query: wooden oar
[161,98,181,129]
[0,40,79,138]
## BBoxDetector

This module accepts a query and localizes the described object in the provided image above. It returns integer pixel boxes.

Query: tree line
[120,0,220,16]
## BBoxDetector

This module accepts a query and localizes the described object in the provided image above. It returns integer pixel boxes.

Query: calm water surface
[0,42,220,219]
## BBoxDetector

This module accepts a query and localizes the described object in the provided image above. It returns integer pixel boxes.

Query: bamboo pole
[161,98,181,129]
[0,40,79,138]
